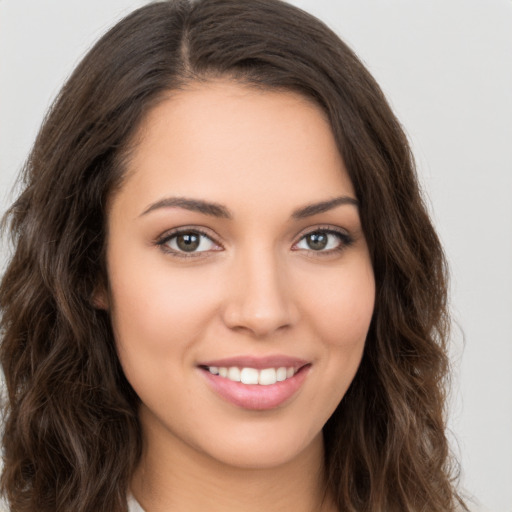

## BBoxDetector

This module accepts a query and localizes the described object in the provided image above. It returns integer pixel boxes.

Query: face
[103,80,375,469]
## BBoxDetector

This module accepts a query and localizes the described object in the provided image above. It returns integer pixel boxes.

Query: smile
[198,356,311,410]
[205,366,297,385]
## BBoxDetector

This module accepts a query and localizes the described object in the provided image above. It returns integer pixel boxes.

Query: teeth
[207,366,297,385]
[227,367,241,382]
[276,367,287,382]
[259,368,276,385]
[240,368,259,385]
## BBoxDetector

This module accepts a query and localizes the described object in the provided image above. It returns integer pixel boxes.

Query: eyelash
[293,226,354,256]
[155,225,353,259]
[156,227,221,259]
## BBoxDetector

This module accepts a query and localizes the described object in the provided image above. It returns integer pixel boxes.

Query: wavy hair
[1,0,466,510]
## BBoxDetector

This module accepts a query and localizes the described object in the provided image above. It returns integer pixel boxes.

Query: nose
[221,248,298,338]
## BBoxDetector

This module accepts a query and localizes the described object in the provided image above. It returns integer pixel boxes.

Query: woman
[0,0,467,510]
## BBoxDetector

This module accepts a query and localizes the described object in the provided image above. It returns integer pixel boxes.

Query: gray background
[1,1,511,510]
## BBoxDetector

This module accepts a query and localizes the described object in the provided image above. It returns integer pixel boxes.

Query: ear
[91,282,109,311]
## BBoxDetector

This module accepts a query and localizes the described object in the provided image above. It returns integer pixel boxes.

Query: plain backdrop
[1,1,511,511]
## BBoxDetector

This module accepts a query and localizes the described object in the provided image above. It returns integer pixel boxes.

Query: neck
[131,411,336,512]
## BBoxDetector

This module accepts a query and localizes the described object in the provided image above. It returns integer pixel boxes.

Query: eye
[294,229,352,253]
[158,229,220,256]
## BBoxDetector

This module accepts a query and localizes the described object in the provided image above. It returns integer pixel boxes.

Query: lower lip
[200,366,310,410]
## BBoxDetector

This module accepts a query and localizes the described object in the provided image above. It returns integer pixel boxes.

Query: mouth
[200,365,301,385]
[198,356,311,410]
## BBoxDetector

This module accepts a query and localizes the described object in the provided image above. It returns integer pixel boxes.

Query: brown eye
[304,232,328,251]
[176,232,201,252]
[162,230,218,254]
[295,229,352,253]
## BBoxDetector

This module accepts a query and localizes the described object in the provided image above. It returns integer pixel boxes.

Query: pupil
[307,232,327,250]
[177,233,200,252]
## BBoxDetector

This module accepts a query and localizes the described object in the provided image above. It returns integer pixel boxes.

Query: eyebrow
[291,196,359,219]
[140,197,232,218]
[139,195,358,219]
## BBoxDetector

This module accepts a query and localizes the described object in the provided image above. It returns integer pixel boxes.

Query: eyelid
[155,226,223,257]
[292,225,354,253]
[154,224,354,258]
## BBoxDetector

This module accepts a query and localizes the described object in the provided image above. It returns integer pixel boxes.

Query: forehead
[115,80,355,216]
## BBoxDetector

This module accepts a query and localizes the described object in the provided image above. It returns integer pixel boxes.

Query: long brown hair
[1,1,466,510]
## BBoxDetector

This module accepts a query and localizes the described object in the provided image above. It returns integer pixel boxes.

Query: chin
[188,420,325,470]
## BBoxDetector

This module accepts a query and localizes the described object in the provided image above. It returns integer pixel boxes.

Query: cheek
[108,270,215,416]
[107,258,223,386]
[302,261,375,349]
[289,260,374,437]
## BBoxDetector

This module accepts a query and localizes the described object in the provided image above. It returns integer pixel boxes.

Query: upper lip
[198,355,310,370]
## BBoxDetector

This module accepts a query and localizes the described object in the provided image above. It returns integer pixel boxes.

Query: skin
[101,80,375,512]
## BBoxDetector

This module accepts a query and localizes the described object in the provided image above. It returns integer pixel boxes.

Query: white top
[127,494,145,512]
